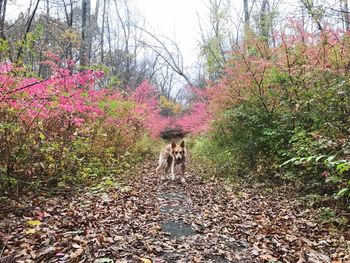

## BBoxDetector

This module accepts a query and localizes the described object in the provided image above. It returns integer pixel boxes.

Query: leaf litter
[0,160,349,262]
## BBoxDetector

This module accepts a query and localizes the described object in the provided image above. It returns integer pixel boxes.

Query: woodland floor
[0,158,350,263]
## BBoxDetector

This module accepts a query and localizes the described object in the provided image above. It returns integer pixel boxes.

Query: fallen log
[160,127,189,140]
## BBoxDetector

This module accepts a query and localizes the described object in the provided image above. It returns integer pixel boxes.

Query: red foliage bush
[0,58,174,138]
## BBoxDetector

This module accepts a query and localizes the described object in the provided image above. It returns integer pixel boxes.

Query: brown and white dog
[156,141,186,181]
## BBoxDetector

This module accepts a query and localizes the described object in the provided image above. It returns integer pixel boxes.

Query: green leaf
[315,155,326,162]
[280,157,300,167]
[39,133,45,140]
[337,188,349,197]
[325,175,342,183]
[325,155,336,163]
[306,155,315,162]
[336,162,350,174]
[299,157,306,163]
[0,166,7,173]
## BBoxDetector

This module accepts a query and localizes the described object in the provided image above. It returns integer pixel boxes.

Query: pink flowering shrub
[175,87,211,134]
[0,58,170,191]
[0,51,214,193]
[130,81,171,137]
[175,102,211,134]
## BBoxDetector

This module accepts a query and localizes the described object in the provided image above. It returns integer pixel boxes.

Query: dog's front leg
[181,163,185,176]
[180,163,186,183]
[170,158,175,180]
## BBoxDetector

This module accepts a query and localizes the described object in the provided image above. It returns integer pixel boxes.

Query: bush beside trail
[191,27,350,209]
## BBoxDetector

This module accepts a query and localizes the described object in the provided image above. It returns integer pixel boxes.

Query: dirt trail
[0,160,349,262]
[154,173,250,262]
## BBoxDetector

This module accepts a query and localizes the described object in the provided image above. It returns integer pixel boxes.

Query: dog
[156,141,186,181]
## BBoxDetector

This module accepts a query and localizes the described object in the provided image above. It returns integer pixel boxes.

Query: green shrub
[192,27,350,208]
[0,107,161,195]
[191,135,238,179]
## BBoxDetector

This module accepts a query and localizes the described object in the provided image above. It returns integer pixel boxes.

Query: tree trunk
[342,0,350,31]
[80,0,91,67]
[260,0,270,46]
[62,0,74,59]
[16,0,41,64]
[105,13,113,66]
[0,0,7,39]
[243,0,250,40]
[91,0,100,63]
[38,0,50,77]
[301,0,323,31]
[101,0,106,63]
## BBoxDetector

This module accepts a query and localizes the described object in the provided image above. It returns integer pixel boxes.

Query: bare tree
[101,0,107,62]
[342,0,350,31]
[113,0,132,86]
[0,0,7,39]
[135,25,194,87]
[62,0,74,27]
[259,0,270,44]
[80,0,91,66]
[198,0,234,81]
[16,0,41,63]
[153,62,178,100]
[61,0,76,59]
[243,0,250,38]
[301,0,324,31]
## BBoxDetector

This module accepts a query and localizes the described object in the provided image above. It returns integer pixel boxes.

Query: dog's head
[171,141,185,162]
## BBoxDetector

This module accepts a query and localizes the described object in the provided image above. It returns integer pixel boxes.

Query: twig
[0,225,10,259]
[2,78,49,95]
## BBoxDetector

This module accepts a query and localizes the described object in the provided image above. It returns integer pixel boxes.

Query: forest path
[0,159,348,262]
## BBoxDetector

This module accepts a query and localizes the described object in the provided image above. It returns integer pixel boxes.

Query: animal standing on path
[156,141,186,182]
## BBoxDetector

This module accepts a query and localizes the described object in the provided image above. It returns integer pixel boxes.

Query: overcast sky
[6,0,247,68]
[133,0,208,68]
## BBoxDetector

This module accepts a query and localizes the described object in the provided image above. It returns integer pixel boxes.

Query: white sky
[7,0,211,68]
[133,0,207,68]
[6,0,246,69]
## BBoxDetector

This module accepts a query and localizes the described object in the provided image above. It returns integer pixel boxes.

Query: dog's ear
[171,141,176,149]
[180,140,185,148]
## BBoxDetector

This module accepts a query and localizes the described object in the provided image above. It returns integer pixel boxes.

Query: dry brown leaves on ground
[0,160,349,262]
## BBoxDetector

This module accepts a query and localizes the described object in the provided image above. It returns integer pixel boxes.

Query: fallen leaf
[94,258,114,263]
[26,219,42,227]
[139,258,152,263]
[69,248,84,259]
[72,243,81,249]
[24,228,37,234]
[33,246,56,259]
